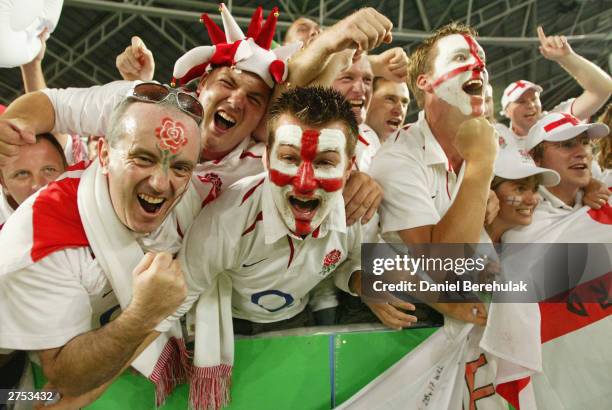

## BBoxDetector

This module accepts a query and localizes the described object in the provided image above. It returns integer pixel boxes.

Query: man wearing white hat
[522,112,610,215]
[496,27,612,151]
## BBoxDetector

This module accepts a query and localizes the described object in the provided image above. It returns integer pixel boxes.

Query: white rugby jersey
[179,173,370,323]
[370,111,490,244]
[355,123,381,173]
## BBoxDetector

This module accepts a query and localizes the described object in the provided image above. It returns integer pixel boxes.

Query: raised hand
[537,26,574,62]
[116,36,155,81]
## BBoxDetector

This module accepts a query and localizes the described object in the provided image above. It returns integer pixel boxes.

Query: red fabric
[200,13,226,45]
[269,59,285,84]
[587,202,612,225]
[0,104,6,115]
[210,41,242,67]
[543,113,579,132]
[31,176,89,262]
[358,135,370,146]
[496,376,530,410]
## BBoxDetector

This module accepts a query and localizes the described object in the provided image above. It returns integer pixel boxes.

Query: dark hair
[267,86,358,157]
[37,133,68,169]
[407,22,477,108]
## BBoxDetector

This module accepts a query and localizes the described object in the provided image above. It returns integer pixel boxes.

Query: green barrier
[33,327,438,409]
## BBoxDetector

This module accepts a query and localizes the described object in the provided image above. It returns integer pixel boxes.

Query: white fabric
[355,123,381,173]
[338,316,525,410]
[494,139,560,186]
[0,0,63,68]
[370,111,490,243]
[0,188,14,227]
[502,193,612,409]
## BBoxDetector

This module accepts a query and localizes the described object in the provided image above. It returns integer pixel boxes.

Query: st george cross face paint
[430,34,488,116]
[269,123,347,236]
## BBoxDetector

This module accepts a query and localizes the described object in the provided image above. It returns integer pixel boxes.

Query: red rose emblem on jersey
[323,249,341,267]
[198,172,223,206]
[498,136,507,148]
[321,249,342,276]
[155,117,188,154]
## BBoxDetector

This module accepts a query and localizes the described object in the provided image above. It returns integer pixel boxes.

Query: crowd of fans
[0,4,610,409]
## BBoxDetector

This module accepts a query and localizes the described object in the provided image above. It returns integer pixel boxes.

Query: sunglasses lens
[177,93,204,120]
[132,83,169,102]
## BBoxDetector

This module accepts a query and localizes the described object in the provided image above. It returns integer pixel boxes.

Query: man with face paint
[368,23,498,326]
[496,27,612,151]
[171,87,390,337]
[0,95,203,405]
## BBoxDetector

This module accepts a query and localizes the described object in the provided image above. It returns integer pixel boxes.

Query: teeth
[349,100,364,107]
[138,193,164,204]
[465,80,482,87]
[217,111,236,124]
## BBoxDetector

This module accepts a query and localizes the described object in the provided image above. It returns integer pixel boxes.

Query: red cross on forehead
[300,129,319,162]
[507,80,528,96]
[462,34,484,67]
[543,113,580,132]
[431,34,485,88]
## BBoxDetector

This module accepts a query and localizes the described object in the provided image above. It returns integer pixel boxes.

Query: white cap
[495,134,560,186]
[525,112,609,151]
[500,80,543,115]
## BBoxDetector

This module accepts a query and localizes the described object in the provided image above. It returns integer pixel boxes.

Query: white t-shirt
[0,189,14,228]
[42,81,265,202]
[370,112,490,244]
[178,174,372,323]
[355,123,381,173]
[495,98,576,151]
[0,212,182,350]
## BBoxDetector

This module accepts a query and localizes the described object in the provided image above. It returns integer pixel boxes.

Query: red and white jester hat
[172,3,302,88]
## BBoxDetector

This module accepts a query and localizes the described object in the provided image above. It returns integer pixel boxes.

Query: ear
[416,73,433,93]
[262,146,270,171]
[98,138,110,174]
[344,155,356,179]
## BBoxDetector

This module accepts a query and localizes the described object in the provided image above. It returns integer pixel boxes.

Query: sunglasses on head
[128,82,204,125]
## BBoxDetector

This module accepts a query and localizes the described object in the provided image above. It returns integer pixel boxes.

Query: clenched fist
[454,117,497,166]
[129,252,187,328]
[319,8,393,55]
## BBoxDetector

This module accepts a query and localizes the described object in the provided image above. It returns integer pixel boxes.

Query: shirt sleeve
[0,251,93,350]
[42,80,137,136]
[370,147,441,234]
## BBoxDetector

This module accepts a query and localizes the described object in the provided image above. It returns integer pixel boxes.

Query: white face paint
[269,123,348,236]
[430,34,488,116]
